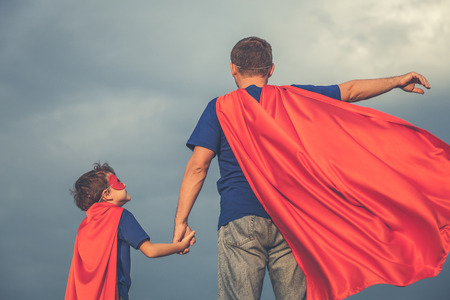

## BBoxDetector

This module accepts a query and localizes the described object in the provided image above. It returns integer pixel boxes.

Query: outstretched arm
[338,72,430,102]
[173,146,215,254]
[139,230,196,258]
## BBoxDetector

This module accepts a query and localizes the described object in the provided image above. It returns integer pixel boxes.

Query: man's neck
[230,63,274,89]
[236,76,268,89]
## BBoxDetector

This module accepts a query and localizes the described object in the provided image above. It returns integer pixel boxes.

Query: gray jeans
[218,215,306,300]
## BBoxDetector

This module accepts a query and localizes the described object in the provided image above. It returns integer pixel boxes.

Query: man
[173,36,441,300]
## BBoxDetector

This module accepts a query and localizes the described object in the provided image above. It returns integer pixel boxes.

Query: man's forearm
[174,146,214,228]
[338,72,430,102]
[173,147,213,251]
[175,163,208,224]
[339,77,399,102]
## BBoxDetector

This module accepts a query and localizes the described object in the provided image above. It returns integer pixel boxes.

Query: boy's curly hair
[71,162,116,211]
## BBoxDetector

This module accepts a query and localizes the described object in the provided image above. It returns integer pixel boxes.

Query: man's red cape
[216,85,450,300]
[65,202,124,300]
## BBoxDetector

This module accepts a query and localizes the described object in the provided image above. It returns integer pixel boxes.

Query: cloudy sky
[1,0,449,299]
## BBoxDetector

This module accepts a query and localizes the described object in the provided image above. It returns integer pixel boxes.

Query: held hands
[398,72,431,94]
[173,222,196,255]
[179,230,196,252]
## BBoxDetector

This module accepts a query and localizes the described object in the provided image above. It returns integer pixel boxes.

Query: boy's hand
[178,230,196,254]
[181,230,196,247]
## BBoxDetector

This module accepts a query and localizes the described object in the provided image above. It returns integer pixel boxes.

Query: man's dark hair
[230,36,273,77]
[71,162,115,211]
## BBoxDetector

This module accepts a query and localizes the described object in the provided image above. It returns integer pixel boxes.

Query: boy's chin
[118,198,131,206]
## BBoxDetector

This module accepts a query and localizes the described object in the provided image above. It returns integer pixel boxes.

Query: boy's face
[103,173,131,206]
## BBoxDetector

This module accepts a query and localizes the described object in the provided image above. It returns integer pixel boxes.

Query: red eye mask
[108,174,126,190]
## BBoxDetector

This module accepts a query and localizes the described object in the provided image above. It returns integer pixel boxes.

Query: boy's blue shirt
[117,209,150,300]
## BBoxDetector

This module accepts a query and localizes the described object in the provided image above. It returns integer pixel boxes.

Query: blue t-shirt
[117,209,150,300]
[187,84,341,229]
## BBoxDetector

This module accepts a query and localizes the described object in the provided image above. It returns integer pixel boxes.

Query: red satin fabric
[65,202,124,300]
[216,85,450,300]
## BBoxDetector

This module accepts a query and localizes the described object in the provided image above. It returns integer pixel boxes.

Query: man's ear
[230,63,239,77]
[268,64,275,78]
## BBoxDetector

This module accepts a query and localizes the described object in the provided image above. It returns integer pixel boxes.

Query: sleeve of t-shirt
[118,209,150,249]
[291,84,341,100]
[186,98,221,154]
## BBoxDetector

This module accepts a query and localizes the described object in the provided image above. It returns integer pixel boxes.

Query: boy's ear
[101,189,113,201]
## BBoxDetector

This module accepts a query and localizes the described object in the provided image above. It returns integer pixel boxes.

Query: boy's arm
[338,72,430,102]
[139,230,196,258]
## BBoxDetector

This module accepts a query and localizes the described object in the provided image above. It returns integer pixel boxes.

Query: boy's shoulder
[118,208,143,227]
[120,207,134,217]
[86,202,124,216]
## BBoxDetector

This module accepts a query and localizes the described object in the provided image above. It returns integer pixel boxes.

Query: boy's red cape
[65,202,124,300]
[216,85,450,300]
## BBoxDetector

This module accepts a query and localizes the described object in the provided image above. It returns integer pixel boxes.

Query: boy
[65,162,195,300]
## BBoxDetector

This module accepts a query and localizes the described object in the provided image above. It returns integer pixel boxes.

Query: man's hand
[398,72,431,94]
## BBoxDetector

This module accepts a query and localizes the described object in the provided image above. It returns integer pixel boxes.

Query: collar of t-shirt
[245,85,262,102]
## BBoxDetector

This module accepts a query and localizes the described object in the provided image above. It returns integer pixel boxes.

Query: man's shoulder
[290,84,341,100]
